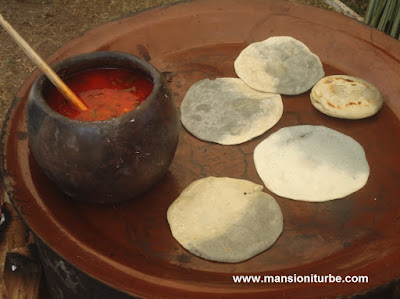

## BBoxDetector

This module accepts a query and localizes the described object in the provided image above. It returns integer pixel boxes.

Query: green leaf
[377,0,394,31]
[365,0,379,24]
[371,0,388,28]
[390,0,400,38]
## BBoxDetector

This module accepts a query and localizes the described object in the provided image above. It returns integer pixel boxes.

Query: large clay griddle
[2,0,400,297]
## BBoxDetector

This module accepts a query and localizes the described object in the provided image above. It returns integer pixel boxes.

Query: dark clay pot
[27,51,179,203]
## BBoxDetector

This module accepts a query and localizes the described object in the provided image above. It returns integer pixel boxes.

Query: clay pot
[26,51,179,203]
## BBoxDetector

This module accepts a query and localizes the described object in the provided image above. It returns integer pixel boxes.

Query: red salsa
[45,68,154,121]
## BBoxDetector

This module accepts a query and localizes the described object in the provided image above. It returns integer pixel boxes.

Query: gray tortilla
[310,75,383,119]
[254,125,370,202]
[180,78,283,145]
[234,36,325,95]
[167,177,283,263]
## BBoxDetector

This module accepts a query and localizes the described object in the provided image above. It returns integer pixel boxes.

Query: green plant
[364,0,400,39]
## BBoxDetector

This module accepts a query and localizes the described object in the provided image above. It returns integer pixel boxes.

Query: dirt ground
[0,0,367,129]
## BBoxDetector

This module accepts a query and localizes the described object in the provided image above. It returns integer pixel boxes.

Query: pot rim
[28,51,164,126]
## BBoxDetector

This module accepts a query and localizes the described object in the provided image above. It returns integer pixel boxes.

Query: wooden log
[0,201,43,298]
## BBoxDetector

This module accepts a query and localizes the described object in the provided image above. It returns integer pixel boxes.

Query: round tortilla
[180,78,283,145]
[167,177,283,263]
[234,36,325,95]
[254,125,370,202]
[310,75,383,119]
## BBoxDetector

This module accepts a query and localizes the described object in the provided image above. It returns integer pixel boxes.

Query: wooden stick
[0,13,87,111]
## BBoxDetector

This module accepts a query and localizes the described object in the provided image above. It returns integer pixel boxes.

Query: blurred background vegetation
[364,0,400,39]
[341,0,399,39]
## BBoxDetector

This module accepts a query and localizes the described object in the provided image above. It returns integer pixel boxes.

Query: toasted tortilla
[254,125,370,202]
[180,78,283,145]
[234,36,325,95]
[167,177,283,263]
[310,75,383,119]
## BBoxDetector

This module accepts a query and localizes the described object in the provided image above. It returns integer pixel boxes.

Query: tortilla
[180,78,283,145]
[254,125,370,202]
[310,75,384,119]
[234,36,325,95]
[167,177,283,263]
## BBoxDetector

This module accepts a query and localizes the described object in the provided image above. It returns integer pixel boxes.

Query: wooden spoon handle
[0,13,87,111]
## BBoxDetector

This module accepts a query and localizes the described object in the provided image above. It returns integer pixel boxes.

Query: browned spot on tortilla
[345,101,362,106]
[327,101,335,108]
[334,77,354,83]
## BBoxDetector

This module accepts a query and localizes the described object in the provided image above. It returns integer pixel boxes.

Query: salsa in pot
[45,68,154,121]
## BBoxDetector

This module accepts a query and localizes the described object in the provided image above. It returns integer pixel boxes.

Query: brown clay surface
[2,0,400,298]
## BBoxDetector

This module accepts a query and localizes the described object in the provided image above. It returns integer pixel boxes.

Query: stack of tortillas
[167,177,283,263]
[310,75,383,119]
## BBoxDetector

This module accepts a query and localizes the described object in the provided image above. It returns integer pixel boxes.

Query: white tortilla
[180,78,283,145]
[254,125,370,202]
[234,36,325,95]
[167,177,283,263]
[310,75,383,119]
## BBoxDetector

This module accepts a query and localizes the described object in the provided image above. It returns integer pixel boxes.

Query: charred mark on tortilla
[299,132,312,139]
